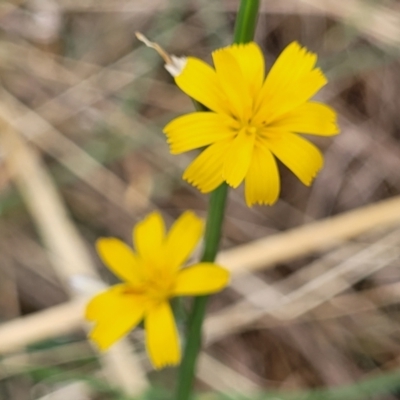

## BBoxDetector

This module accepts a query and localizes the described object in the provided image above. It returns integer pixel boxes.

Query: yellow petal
[172,263,229,296]
[175,57,230,115]
[212,47,252,120]
[269,102,339,136]
[145,302,180,369]
[226,42,264,97]
[164,211,204,271]
[133,212,165,265]
[223,130,255,188]
[183,140,231,193]
[86,285,145,350]
[163,112,235,154]
[245,141,280,206]
[86,284,129,321]
[96,238,141,284]
[254,42,327,124]
[266,132,323,186]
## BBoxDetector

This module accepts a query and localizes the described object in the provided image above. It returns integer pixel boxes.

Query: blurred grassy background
[2,0,400,399]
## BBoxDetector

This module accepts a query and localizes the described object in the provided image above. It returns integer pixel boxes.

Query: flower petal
[86,285,145,350]
[145,302,180,369]
[245,141,280,206]
[133,212,165,265]
[255,42,327,123]
[266,132,324,186]
[223,130,255,188]
[212,47,252,120]
[164,211,204,271]
[226,42,265,97]
[183,140,231,193]
[163,112,235,154]
[269,102,339,136]
[86,284,128,321]
[96,238,141,284]
[175,57,230,115]
[172,263,229,296]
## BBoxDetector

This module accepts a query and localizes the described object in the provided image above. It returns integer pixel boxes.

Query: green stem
[175,1,260,399]
[233,0,260,44]
[176,183,228,400]
[200,183,229,263]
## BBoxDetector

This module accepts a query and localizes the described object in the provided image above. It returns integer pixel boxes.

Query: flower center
[234,117,271,140]
[146,275,175,303]
[234,121,261,140]
[124,267,175,306]
[246,126,257,136]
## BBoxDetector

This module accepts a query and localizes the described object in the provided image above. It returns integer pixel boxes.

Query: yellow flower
[163,42,339,206]
[86,211,229,369]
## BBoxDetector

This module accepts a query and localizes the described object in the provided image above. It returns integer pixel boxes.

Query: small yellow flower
[164,42,339,206]
[86,211,229,369]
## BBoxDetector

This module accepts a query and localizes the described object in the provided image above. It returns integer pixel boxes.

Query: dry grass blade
[197,353,260,394]
[0,88,145,214]
[0,120,148,395]
[206,227,400,343]
[0,300,83,354]
[218,195,400,274]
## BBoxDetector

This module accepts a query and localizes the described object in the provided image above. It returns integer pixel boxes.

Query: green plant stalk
[176,183,228,400]
[175,1,260,399]
[233,0,260,44]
